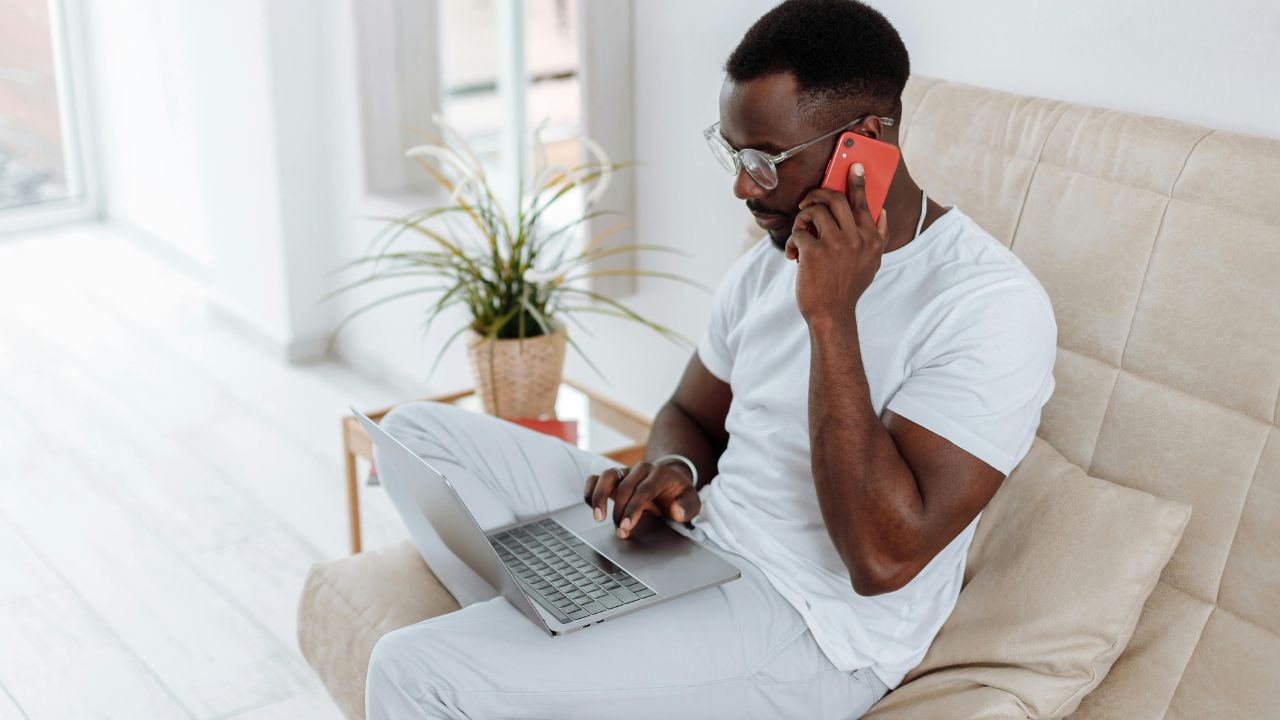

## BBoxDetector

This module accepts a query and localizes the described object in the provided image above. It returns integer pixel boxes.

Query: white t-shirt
[690,207,1057,689]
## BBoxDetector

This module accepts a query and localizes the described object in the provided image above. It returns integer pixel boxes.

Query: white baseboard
[204,294,307,363]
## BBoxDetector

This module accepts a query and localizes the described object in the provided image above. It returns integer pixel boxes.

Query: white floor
[0,224,420,719]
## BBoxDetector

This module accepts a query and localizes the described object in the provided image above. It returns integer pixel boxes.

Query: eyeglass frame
[703,113,896,190]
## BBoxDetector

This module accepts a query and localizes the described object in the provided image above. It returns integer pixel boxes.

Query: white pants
[367,401,888,719]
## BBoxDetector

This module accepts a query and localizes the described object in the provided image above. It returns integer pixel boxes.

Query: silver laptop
[353,409,741,636]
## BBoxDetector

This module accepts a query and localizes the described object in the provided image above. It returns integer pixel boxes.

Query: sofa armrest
[297,541,461,720]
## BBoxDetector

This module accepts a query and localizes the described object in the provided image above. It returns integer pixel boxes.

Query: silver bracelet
[652,453,698,490]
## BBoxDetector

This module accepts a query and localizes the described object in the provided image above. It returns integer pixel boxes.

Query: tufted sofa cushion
[897,76,1280,718]
[863,438,1190,719]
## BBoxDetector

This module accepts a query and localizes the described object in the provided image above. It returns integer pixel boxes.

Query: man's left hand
[785,162,889,328]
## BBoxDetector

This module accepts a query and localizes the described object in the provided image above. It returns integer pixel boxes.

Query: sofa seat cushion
[297,540,460,720]
[865,437,1191,719]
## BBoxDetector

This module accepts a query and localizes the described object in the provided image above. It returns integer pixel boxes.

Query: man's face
[717,72,835,251]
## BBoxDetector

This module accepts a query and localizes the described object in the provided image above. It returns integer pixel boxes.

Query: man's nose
[731,167,768,201]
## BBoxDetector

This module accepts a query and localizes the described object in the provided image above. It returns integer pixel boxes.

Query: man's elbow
[848,556,921,597]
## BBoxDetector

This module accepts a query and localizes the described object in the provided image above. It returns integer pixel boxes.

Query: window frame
[351,0,636,296]
[0,0,102,236]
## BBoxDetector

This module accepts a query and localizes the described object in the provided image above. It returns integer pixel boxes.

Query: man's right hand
[582,461,702,540]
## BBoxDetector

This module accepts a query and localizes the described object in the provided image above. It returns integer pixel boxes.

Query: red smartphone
[820,131,900,224]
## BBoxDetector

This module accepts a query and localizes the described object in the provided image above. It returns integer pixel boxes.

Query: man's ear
[856,115,888,141]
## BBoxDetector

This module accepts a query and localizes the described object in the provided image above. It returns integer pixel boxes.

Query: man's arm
[643,352,732,491]
[787,165,1007,597]
[585,351,732,537]
[807,319,1003,596]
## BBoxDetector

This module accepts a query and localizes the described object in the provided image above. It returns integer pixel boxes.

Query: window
[438,0,581,181]
[353,0,635,295]
[0,0,96,230]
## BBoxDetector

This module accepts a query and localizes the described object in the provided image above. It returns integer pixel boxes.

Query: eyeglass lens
[705,129,780,190]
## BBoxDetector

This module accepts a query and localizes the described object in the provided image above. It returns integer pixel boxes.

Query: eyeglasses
[703,114,895,191]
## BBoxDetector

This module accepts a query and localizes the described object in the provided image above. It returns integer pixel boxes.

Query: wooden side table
[341,379,652,554]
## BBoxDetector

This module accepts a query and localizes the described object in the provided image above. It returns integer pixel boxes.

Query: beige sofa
[298,77,1280,718]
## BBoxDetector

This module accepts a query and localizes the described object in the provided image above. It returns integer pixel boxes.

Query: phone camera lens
[844,138,854,148]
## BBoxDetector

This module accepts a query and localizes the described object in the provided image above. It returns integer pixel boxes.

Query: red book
[509,417,578,445]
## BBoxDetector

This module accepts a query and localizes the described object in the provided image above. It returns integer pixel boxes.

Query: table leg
[345,445,362,554]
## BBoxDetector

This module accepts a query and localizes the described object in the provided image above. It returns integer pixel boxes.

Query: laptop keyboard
[488,517,656,624]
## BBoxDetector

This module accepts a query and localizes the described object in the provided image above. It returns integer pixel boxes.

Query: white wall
[84,0,214,266]
[869,0,1280,141]
[259,0,346,355]
[555,0,1280,419]
[85,0,343,357]
[85,0,1280,414]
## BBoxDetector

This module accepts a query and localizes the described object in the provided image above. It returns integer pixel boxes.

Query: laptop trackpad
[575,517,707,579]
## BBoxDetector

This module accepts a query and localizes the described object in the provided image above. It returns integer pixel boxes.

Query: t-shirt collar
[878,206,958,269]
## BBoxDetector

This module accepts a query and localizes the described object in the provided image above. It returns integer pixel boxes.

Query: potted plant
[330,116,704,418]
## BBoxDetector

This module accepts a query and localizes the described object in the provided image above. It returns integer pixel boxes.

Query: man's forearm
[643,401,723,491]
[807,319,925,593]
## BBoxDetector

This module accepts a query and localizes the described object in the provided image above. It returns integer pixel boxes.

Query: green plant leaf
[323,268,454,301]
[518,295,555,337]
[364,204,479,260]
[337,129,694,392]
[561,268,713,293]
[330,250,455,275]
[558,289,695,349]
[326,285,450,353]
[567,242,689,268]
[560,311,597,345]
[562,329,609,384]
[425,322,473,382]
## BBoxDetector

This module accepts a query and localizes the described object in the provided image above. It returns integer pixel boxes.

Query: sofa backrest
[896,76,1280,718]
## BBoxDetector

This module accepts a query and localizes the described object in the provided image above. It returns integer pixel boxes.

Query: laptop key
[609,587,639,603]
[635,588,656,598]
[598,595,622,609]
[578,600,607,614]
[567,609,589,620]
[515,578,573,623]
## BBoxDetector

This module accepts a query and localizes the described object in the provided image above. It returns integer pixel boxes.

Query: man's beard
[768,228,790,253]
[746,200,792,252]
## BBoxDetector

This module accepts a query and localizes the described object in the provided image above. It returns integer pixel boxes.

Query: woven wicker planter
[464,326,567,419]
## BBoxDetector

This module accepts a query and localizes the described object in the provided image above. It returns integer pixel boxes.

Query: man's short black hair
[725,0,910,129]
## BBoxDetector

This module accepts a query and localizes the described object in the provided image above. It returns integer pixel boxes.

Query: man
[366,1,1057,717]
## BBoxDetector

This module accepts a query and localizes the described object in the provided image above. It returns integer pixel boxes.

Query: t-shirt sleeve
[696,239,764,383]
[884,282,1057,475]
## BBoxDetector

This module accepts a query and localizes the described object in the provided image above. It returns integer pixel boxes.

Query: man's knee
[381,401,470,456]
[381,400,448,437]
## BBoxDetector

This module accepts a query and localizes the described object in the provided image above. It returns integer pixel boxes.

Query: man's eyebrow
[720,129,786,155]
